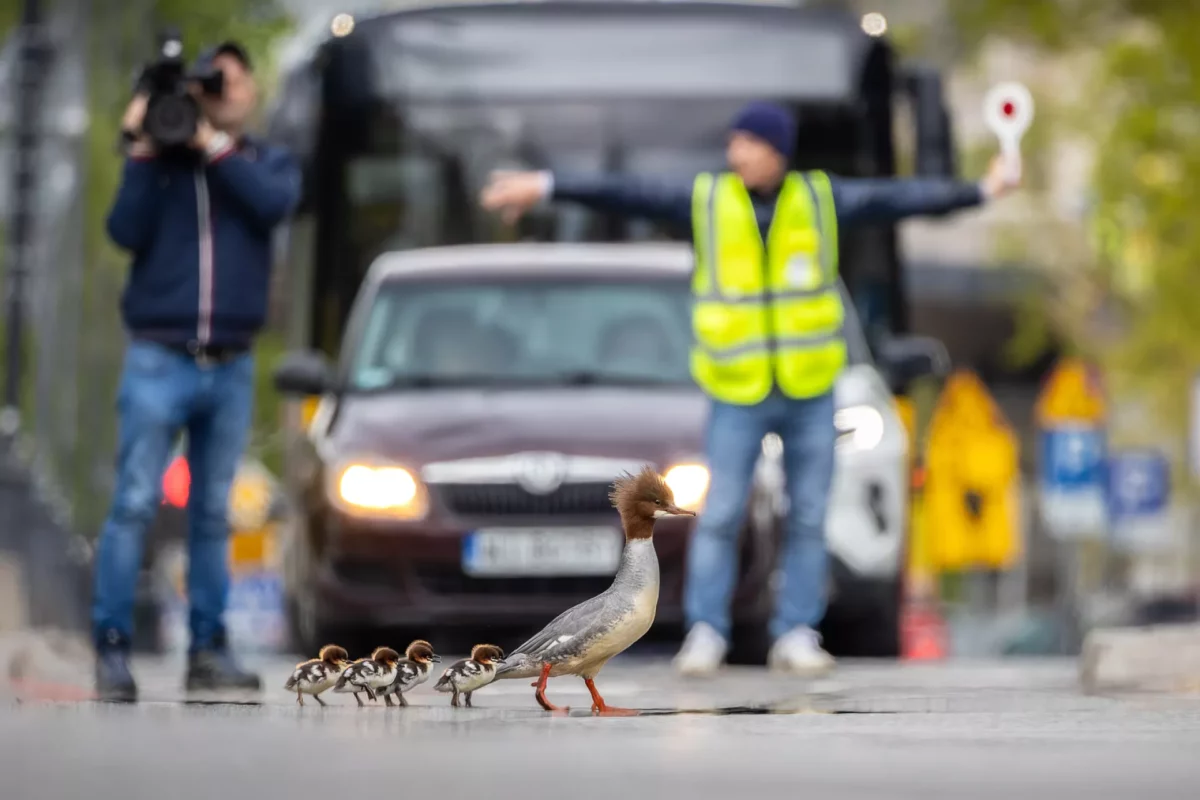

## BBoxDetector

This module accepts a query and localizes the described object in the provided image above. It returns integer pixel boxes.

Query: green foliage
[950,0,1200,447]
[0,7,18,38]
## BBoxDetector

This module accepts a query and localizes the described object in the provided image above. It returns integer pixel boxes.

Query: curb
[1080,623,1200,694]
[1,628,95,703]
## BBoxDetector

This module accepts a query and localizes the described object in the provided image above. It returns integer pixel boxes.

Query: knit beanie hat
[729,101,796,160]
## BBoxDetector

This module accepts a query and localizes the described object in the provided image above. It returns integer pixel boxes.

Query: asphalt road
[5,656,1200,799]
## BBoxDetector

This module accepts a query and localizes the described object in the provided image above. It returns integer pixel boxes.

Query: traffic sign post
[1034,357,1107,654]
[983,81,1033,185]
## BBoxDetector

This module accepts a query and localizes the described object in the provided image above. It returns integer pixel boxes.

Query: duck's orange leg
[533,663,564,712]
[584,678,638,716]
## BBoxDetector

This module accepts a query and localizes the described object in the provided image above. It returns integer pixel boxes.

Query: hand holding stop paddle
[980,81,1033,199]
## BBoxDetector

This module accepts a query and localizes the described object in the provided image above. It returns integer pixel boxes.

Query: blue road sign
[1040,427,1106,490]
[1038,425,1107,541]
[1107,449,1169,521]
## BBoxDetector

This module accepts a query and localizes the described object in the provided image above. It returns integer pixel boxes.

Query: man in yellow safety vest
[481,101,1019,676]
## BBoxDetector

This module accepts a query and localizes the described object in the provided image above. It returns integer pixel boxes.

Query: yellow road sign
[923,370,1023,572]
[1035,357,1105,426]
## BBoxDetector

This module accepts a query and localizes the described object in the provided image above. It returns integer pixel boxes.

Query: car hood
[329,387,710,468]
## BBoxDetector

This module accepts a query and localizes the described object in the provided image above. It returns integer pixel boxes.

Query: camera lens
[144,94,198,148]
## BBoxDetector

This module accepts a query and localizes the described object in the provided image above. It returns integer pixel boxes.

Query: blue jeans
[91,339,254,652]
[683,390,836,642]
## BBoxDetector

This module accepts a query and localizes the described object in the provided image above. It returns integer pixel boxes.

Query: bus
[267,0,959,361]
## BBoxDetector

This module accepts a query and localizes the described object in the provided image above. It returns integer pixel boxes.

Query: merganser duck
[284,644,350,707]
[494,466,694,714]
[334,655,382,706]
[434,644,505,707]
[376,639,441,707]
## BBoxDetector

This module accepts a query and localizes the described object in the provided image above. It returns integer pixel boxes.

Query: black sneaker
[95,629,138,703]
[185,634,262,699]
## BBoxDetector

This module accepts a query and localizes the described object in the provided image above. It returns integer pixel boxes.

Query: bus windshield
[345,98,866,267]
[366,6,853,101]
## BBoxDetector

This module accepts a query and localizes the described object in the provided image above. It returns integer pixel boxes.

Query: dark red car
[273,243,782,654]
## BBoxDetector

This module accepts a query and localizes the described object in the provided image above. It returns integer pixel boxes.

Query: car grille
[433,482,615,517]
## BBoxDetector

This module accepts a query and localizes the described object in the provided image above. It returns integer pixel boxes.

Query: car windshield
[348,274,872,392]
[349,277,696,390]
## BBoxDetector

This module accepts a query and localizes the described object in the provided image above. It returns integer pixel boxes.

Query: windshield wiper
[354,372,692,391]
[364,374,524,390]
[552,370,688,387]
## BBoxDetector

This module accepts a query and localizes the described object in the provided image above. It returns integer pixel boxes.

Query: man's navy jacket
[105,136,302,349]
[549,171,985,240]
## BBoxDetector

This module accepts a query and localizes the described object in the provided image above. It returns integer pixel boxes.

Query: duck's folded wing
[386,660,421,692]
[511,594,609,660]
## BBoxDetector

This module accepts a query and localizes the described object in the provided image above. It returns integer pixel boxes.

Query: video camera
[136,28,224,151]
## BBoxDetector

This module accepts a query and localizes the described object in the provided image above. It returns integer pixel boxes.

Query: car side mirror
[273,350,335,396]
[878,335,951,393]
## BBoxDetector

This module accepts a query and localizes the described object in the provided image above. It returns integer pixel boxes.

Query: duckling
[434,644,505,708]
[333,656,381,707]
[364,647,404,706]
[376,639,441,707]
[494,465,694,714]
[284,644,351,707]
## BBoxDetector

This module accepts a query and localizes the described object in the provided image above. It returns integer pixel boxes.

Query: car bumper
[312,514,695,628]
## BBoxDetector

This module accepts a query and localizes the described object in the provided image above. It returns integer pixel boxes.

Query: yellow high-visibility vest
[690,170,846,405]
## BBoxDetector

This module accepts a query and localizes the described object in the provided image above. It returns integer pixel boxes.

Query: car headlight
[663,463,709,511]
[328,461,428,519]
[834,405,885,452]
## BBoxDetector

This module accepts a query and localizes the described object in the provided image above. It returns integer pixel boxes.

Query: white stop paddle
[983,82,1034,185]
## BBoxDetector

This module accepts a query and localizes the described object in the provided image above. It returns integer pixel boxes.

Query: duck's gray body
[495,538,659,681]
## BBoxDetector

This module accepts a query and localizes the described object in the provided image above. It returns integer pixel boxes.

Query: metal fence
[0,0,93,630]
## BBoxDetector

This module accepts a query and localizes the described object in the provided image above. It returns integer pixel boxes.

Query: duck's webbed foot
[585,677,637,716]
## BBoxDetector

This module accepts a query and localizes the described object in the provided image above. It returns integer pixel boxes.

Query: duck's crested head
[318,644,350,665]
[469,643,506,665]
[609,464,697,524]
[371,646,401,665]
[406,639,440,663]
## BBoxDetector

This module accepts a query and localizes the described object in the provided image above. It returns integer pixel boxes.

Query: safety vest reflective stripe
[701,329,846,362]
[695,287,839,304]
[689,170,846,404]
[803,170,838,287]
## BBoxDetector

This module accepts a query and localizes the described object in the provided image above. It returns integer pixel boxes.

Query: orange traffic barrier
[899,599,948,661]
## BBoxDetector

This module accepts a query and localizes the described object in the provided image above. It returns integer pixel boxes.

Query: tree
[949,1,1200,449]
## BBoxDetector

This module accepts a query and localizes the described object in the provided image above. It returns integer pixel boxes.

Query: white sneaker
[768,627,835,676]
[672,622,728,676]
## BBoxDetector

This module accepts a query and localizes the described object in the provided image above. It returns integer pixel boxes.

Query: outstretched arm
[830,154,1018,225]
[831,176,985,225]
[547,172,693,228]
[481,170,694,232]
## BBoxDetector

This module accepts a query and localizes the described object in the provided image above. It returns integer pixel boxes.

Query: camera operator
[93,41,301,702]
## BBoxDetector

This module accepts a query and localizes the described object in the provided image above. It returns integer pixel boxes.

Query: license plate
[462,528,623,577]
